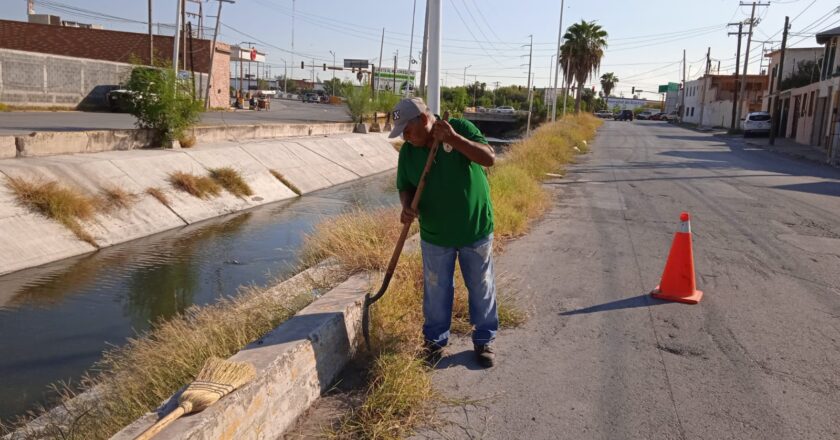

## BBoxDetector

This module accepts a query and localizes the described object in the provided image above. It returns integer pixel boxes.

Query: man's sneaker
[422,343,444,367]
[474,344,495,368]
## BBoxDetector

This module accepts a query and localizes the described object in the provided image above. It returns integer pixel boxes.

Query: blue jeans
[420,233,498,347]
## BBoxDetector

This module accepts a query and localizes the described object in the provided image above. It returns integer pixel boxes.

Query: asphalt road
[0,99,351,135]
[413,121,840,439]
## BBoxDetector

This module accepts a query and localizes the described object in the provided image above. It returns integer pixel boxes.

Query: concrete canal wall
[0,133,397,276]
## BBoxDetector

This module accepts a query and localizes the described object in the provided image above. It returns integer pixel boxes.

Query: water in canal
[0,171,398,424]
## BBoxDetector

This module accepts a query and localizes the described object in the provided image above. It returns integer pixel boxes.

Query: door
[813,96,827,146]
[791,96,801,139]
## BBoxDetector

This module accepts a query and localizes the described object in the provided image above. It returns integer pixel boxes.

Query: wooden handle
[133,405,188,440]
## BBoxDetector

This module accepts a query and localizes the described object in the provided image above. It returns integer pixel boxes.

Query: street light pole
[281,58,287,94]
[427,0,441,114]
[463,65,471,87]
[552,0,565,121]
[329,50,336,95]
[406,0,417,97]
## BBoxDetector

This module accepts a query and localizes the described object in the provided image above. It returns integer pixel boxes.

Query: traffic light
[631,86,635,94]
[323,63,327,71]
[301,61,304,69]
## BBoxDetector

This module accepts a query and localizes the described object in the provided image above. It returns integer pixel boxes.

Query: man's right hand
[400,206,418,224]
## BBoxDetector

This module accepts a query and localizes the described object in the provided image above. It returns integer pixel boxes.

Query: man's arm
[431,120,495,167]
[399,188,417,224]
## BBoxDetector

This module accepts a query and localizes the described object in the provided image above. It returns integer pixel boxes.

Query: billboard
[374,68,416,93]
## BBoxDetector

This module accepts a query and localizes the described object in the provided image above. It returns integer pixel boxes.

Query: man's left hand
[431,119,457,144]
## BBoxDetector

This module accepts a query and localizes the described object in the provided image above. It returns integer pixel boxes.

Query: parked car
[594,111,614,119]
[495,106,515,114]
[105,88,136,112]
[615,110,634,121]
[742,111,771,137]
[303,93,319,103]
[663,111,680,122]
[650,112,667,121]
[636,110,655,120]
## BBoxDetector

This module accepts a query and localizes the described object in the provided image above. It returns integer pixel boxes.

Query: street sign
[344,59,369,69]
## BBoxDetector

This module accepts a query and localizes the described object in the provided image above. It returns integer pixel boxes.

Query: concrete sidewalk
[741,136,832,165]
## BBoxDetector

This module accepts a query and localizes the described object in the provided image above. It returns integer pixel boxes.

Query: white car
[742,111,771,137]
[636,111,654,120]
[495,106,515,114]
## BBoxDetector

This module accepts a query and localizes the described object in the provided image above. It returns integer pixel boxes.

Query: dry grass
[0,103,9,112]
[210,167,254,198]
[99,186,137,212]
[6,276,323,439]
[168,171,222,199]
[269,169,302,196]
[145,187,171,207]
[178,134,197,149]
[5,176,98,246]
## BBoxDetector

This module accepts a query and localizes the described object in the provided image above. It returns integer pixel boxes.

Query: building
[604,96,660,111]
[0,19,231,108]
[763,36,840,152]
[681,74,768,128]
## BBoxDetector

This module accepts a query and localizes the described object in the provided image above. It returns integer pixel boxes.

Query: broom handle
[133,404,188,440]
[368,134,442,304]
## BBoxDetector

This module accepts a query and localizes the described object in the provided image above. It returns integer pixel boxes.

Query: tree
[561,20,608,113]
[581,87,596,112]
[126,66,202,146]
[780,60,820,90]
[600,72,618,109]
[345,85,373,124]
[322,77,343,96]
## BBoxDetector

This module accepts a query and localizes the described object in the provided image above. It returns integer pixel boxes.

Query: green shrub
[125,67,202,146]
[345,85,373,123]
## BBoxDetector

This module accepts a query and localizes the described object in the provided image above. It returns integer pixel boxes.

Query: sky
[4,0,840,97]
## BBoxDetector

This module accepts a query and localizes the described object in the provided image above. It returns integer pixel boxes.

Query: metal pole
[770,16,789,145]
[377,27,385,97]
[552,0,565,121]
[181,0,187,70]
[463,65,470,86]
[290,0,294,81]
[698,46,710,126]
[393,51,398,94]
[527,81,534,135]
[681,49,687,123]
[419,0,430,99]
[406,0,417,97]
[427,0,441,114]
[172,0,182,72]
[148,0,153,64]
[737,3,757,126]
[730,23,743,131]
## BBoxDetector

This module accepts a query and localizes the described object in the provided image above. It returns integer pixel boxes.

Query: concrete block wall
[0,133,397,275]
[112,272,371,440]
[0,48,208,109]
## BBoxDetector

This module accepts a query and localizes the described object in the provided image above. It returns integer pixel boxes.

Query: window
[691,107,695,117]
[809,91,815,116]
[802,94,807,117]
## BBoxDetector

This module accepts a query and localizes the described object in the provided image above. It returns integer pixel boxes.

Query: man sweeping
[389,97,498,368]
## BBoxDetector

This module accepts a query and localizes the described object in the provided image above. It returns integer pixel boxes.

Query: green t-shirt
[396,117,494,247]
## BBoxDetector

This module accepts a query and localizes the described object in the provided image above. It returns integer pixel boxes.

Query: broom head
[178,357,256,413]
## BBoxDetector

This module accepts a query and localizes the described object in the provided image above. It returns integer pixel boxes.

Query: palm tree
[560,20,608,113]
[600,72,618,110]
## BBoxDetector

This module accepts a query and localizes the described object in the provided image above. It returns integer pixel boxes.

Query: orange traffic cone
[651,212,703,304]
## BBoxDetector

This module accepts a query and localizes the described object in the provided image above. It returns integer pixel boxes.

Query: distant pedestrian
[390,97,498,368]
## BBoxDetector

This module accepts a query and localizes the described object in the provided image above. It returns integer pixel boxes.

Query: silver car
[742,111,771,137]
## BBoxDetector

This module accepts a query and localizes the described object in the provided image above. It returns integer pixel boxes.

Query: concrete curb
[111,272,371,440]
[11,123,355,158]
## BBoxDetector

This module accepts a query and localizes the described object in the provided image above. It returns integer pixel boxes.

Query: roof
[764,46,822,57]
[816,25,840,44]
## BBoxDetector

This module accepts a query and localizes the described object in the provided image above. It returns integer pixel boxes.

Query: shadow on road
[434,350,485,371]
[559,294,668,316]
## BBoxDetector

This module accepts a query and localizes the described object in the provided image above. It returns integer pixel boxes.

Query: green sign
[658,82,680,93]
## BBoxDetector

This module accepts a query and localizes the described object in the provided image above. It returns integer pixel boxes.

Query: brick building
[0,19,230,108]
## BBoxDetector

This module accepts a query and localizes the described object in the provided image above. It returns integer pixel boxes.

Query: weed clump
[145,187,171,207]
[99,186,137,212]
[168,171,222,199]
[209,167,253,198]
[269,169,302,196]
[5,176,97,246]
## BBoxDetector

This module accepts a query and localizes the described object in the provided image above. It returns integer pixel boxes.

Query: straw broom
[134,357,256,440]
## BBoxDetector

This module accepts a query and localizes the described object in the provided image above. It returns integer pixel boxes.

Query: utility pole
[527,80,535,136]
[737,2,770,126]
[728,22,745,131]
[551,0,565,121]
[290,0,295,81]
[148,0,153,65]
[204,0,231,109]
[463,65,471,87]
[181,0,187,71]
[698,47,710,126]
[419,0,430,99]
[406,0,417,97]
[525,35,533,132]
[393,50,399,94]
[172,0,182,72]
[770,16,790,145]
[428,0,441,114]
[377,28,385,97]
[681,49,686,123]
